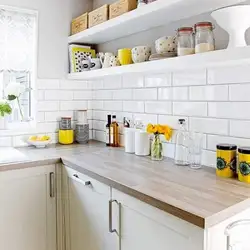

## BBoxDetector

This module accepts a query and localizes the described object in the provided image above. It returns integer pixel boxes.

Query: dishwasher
[225,220,250,250]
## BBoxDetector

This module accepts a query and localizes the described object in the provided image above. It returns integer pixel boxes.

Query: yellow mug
[118,48,132,65]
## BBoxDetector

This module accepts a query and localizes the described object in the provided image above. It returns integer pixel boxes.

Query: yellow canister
[59,130,74,145]
[216,144,237,178]
[238,147,250,183]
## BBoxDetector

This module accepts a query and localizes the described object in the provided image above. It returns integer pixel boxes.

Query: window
[0,6,37,124]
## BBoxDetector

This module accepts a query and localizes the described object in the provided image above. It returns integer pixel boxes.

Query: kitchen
[1,0,250,250]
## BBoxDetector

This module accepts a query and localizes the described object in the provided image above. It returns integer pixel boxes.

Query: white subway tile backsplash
[113,89,133,100]
[93,120,106,131]
[189,85,228,101]
[0,137,12,146]
[144,74,171,87]
[122,74,144,88]
[158,115,188,129]
[60,80,89,90]
[133,113,158,124]
[208,64,250,84]
[230,120,250,138]
[38,101,59,112]
[189,117,228,135]
[173,102,207,116]
[229,84,250,101]
[123,101,144,113]
[37,79,60,90]
[173,69,206,86]
[93,110,106,120]
[45,90,73,101]
[59,101,88,111]
[202,150,216,168]
[73,91,92,100]
[158,88,172,100]
[37,112,45,122]
[162,142,175,158]
[133,88,157,100]
[208,102,250,119]
[172,87,188,100]
[44,111,75,122]
[37,90,44,101]
[92,80,104,89]
[103,101,123,111]
[92,101,104,110]
[145,101,172,115]
[103,76,122,89]
[93,130,105,142]
[93,90,113,100]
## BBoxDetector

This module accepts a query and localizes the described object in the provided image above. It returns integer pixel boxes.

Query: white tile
[122,74,144,88]
[103,101,123,111]
[59,101,88,111]
[93,90,113,100]
[133,113,158,125]
[37,90,44,101]
[112,89,132,100]
[87,110,92,120]
[207,135,250,151]
[91,80,104,90]
[93,130,106,142]
[158,115,188,129]
[162,142,175,158]
[36,122,59,133]
[37,79,60,90]
[37,101,59,111]
[173,102,207,117]
[230,120,250,138]
[103,76,122,89]
[208,102,250,119]
[73,91,92,100]
[172,87,188,100]
[189,85,228,101]
[173,69,206,86]
[0,137,12,146]
[60,80,89,90]
[45,111,75,122]
[12,135,28,147]
[145,101,172,114]
[92,101,104,110]
[158,88,172,100]
[88,100,93,110]
[123,101,144,113]
[37,112,45,122]
[93,120,106,131]
[144,73,171,87]
[45,90,73,101]
[208,64,250,84]
[189,117,228,135]
[202,150,216,168]
[133,88,157,100]
[229,84,250,101]
[92,110,106,120]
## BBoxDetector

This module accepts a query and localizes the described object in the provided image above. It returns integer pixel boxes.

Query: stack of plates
[75,124,89,144]
[149,52,177,61]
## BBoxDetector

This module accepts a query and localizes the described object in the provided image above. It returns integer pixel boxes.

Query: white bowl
[155,36,177,54]
[132,46,151,63]
[211,5,250,48]
[27,139,51,148]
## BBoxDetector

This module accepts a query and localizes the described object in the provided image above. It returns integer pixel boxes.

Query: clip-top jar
[238,147,250,183]
[195,22,215,54]
[177,27,194,56]
[216,144,237,178]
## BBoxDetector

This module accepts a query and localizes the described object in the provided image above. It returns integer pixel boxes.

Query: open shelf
[68,0,246,45]
[68,46,250,80]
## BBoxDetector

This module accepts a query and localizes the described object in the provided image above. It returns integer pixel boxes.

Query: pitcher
[98,52,114,68]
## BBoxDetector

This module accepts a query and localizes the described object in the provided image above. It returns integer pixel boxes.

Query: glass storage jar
[195,22,215,53]
[177,27,194,56]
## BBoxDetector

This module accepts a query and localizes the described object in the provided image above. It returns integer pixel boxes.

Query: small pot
[132,46,151,63]
[155,36,177,54]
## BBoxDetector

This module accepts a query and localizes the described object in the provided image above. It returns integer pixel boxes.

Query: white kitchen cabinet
[0,165,56,250]
[63,166,117,250]
[112,189,204,250]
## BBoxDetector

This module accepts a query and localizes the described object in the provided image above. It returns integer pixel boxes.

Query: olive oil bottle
[105,115,111,146]
[110,115,119,147]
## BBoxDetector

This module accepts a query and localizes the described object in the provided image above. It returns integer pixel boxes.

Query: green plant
[0,101,12,117]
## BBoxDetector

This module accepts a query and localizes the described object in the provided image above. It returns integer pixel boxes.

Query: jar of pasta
[238,147,250,183]
[216,144,237,178]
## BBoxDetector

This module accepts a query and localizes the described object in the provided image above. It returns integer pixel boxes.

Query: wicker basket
[71,13,88,35]
[109,0,137,19]
[88,5,109,28]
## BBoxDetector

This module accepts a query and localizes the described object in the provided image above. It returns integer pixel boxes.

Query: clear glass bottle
[174,119,189,166]
[110,115,119,147]
[177,27,194,56]
[195,22,215,54]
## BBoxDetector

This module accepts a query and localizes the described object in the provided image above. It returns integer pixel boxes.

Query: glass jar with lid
[195,21,215,54]
[177,27,194,56]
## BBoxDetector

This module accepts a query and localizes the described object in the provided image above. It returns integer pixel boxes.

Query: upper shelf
[68,0,247,45]
[68,46,250,80]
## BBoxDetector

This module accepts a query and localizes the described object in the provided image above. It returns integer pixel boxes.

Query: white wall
[0,0,93,79]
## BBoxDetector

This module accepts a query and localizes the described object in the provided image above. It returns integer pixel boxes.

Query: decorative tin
[238,147,250,183]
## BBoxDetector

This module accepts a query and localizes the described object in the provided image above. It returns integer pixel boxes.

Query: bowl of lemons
[27,135,51,148]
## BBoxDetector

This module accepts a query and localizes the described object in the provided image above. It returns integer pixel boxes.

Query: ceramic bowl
[132,46,151,63]
[27,138,51,148]
[155,36,177,54]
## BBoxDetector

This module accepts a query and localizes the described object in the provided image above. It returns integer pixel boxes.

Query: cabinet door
[0,165,56,250]
[112,189,204,250]
[63,166,117,250]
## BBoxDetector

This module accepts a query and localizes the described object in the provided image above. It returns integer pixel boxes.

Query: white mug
[135,130,150,156]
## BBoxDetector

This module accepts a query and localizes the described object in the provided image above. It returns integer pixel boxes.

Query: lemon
[29,136,37,141]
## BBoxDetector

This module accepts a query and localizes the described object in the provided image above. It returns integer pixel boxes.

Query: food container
[59,130,74,145]
[88,4,109,28]
[124,128,136,153]
[216,144,237,178]
[71,13,88,35]
[77,110,88,124]
[109,0,137,19]
[238,147,250,183]
[60,117,72,130]
[177,27,195,56]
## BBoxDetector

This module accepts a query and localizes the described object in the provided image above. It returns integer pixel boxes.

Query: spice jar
[216,144,237,178]
[238,147,250,183]
[195,22,215,53]
[177,27,194,56]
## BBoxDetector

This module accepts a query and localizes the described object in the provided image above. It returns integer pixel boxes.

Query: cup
[124,128,136,154]
[155,36,177,54]
[109,55,121,67]
[132,46,151,63]
[118,48,133,65]
[188,132,203,169]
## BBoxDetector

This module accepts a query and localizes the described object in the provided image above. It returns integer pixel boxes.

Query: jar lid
[238,147,250,154]
[216,144,237,150]
[178,27,193,32]
[61,117,71,120]
[195,22,213,30]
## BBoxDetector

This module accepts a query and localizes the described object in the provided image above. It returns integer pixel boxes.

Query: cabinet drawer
[64,166,110,196]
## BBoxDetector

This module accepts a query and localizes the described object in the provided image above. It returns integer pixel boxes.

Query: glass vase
[151,134,163,161]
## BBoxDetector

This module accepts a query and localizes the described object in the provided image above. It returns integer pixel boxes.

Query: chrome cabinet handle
[72,174,91,186]
[49,172,55,198]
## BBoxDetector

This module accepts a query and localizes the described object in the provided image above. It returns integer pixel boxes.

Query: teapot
[98,52,114,68]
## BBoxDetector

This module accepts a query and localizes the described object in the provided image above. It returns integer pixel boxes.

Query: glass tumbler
[188,132,203,169]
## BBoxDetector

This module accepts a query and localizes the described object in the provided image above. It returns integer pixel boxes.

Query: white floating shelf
[68,0,246,44]
[68,46,250,80]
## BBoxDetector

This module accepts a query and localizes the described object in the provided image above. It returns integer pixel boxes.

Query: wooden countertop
[1,141,250,229]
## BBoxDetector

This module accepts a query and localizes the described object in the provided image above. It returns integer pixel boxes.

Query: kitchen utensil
[132,46,151,63]
[124,128,135,153]
[211,5,250,48]
[90,58,102,70]
[135,130,150,156]
[99,52,114,68]
[155,36,177,54]
[188,131,203,169]
[118,48,133,65]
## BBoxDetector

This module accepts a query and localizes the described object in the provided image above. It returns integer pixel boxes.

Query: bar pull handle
[72,174,91,186]
[49,172,55,198]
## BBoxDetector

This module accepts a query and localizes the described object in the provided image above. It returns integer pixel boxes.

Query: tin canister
[216,144,237,178]
[238,147,250,183]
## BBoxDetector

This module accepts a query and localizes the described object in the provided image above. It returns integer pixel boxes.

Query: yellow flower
[156,124,165,134]
[164,127,173,141]
[147,124,157,134]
